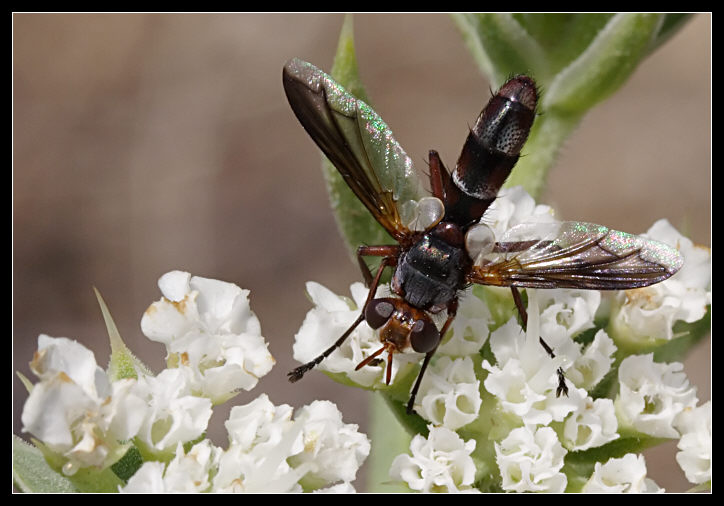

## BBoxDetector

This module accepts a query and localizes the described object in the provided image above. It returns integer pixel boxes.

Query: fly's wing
[282,58,443,242]
[469,221,684,290]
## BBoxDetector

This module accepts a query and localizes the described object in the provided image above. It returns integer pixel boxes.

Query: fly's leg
[288,255,396,382]
[357,245,400,287]
[406,298,459,414]
[427,150,447,200]
[510,286,568,397]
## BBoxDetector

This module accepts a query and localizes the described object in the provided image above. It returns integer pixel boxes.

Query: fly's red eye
[410,320,440,353]
[365,299,394,329]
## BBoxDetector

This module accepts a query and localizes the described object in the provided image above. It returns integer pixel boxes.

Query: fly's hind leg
[510,286,568,397]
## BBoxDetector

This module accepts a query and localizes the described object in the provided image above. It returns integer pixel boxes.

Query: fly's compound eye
[365,299,395,329]
[410,319,440,353]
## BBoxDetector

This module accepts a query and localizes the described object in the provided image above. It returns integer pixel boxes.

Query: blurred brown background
[13,13,710,492]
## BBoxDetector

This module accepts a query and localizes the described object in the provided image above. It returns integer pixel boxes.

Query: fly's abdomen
[446,76,538,226]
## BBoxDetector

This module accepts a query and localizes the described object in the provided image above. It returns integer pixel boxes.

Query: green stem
[365,393,413,492]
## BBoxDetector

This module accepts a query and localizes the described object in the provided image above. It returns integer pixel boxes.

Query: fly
[282,58,684,414]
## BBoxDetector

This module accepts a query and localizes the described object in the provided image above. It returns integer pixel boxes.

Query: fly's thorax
[392,227,469,311]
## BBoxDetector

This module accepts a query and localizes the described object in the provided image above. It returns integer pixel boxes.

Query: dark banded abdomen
[445,76,538,227]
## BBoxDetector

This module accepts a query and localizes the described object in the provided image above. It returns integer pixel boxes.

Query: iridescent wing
[282,58,443,242]
[468,221,684,290]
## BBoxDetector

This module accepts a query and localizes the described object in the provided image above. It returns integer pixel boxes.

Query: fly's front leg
[289,255,397,383]
[357,245,400,287]
[510,286,568,397]
[406,298,459,414]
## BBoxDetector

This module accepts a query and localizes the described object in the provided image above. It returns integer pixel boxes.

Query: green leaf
[322,14,395,262]
[654,306,711,363]
[378,390,429,437]
[543,14,665,115]
[566,434,668,465]
[647,13,694,55]
[110,445,144,483]
[452,13,549,86]
[13,435,77,493]
[28,438,125,492]
[95,287,153,381]
[512,13,614,72]
[16,370,33,394]
[562,434,668,492]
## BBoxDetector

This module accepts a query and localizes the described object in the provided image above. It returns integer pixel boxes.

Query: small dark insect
[282,58,683,414]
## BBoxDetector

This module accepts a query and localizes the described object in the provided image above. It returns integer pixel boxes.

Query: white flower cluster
[123,394,370,493]
[291,186,710,493]
[674,401,712,485]
[582,454,663,493]
[495,426,567,493]
[22,333,216,474]
[21,335,145,475]
[481,296,618,492]
[141,271,275,403]
[389,426,478,493]
[21,271,370,492]
[610,219,711,344]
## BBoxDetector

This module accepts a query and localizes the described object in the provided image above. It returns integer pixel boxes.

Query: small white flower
[215,394,369,493]
[582,454,662,493]
[215,397,305,493]
[389,425,477,493]
[415,356,481,430]
[495,426,567,493]
[610,219,711,343]
[290,400,371,488]
[485,186,557,237]
[565,329,616,390]
[538,289,600,340]
[21,335,138,474]
[120,440,221,493]
[674,401,711,484]
[313,482,357,493]
[561,397,619,451]
[120,461,167,493]
[129,368,213,455]
[29,335,111,394]
[437,286,491,356]
[616,354,698,438]
[141,270,275,403]
[224,393,295,454]
[482,317,581,426]
[293,281,422,387]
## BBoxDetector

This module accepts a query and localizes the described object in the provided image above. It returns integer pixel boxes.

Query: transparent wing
[283,58,443,241]
[469,221,684,289]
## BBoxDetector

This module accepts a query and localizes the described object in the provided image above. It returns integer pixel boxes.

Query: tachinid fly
[282,58,684,414]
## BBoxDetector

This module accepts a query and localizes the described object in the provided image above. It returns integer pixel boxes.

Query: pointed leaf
[94,287,152,381]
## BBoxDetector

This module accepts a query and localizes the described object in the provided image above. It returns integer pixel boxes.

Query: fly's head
[365,298,440,355]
